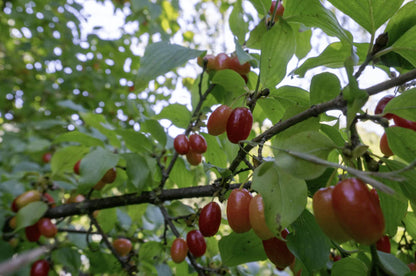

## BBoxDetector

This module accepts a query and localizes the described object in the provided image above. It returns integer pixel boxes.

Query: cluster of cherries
[375,94,416,157]
[173,133,207,165]
[313,178,385,245]
[197,53,251,82]
[73,159,117,190]
[170,201,221,263]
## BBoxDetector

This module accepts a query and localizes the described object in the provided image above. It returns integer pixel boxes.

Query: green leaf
[386,127,416,164]
[285,0,351,44]
[52,247,82,275]
[332,257,368,276]
[274,86,311,107]
[57,100,86,112]
[252,162,307,235]
[96,208,117,233]
[384,160,416,205]
[378,251,410,275]
[80,113,121,148]
[78,148,119,193]
[286,210,331,273]
[51,146,90,177]
[203,133,228,168]
[123,153,152,192]
[155,103,191,129]
[327,0,404,34]
[293,24,312,60]
[384,88,416,121]
[310,72,341,105]
[229,0,248,44]
[53,131,105,147]
[219,230,267,266]
[15,201,48,231]
[274,131,337,180]
[234,37,257,65]
[141,119,167,147]
[117,129,153,153]
[403,212,416,240]
[254,97,285,123]
[246,19,268,50]
[135,42,204,89]
[389,25,416,68]
[260,20,295,88]
[212,69,246,94]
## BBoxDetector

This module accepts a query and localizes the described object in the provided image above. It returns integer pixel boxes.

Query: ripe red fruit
[226,107,253,144]
[332,178,385,245]
[186,150,202,166]
[249,194,275,240]
[11,198,18,212]
[312,186,352,243]
[197,54,216,72]
[113,238,133,257]
[224,55,250,76]
[262,229,295,270]
[199,202,222,237]
[186,230,206,258]
[189,133,207,154]
[374,95,395,119]
[269,0,285,20]
[101,167,117,183]
[376,235,391,253]
[43,193,56,208]
[37,218,57,238]
[174,134,190,155]
[226,189,252,233]
[25,223,41,242]
[30,259,50,276]
[380,132,393,157]
[408,262,416,272]
[214,53,230,71]
[393,115,416,131]
[170,238,188,263]
[42,152,52,163]
[207,105,233,136]
[15,190,42,211]
[74,160,81,175]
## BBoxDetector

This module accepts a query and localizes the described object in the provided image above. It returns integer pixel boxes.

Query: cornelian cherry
[174,134,190,155]
[199,202,222,237]
[171,238,188,263]
[186,230,206,258]
[226,189,252,233]
[207,105,233,136]
[189,133,207,154]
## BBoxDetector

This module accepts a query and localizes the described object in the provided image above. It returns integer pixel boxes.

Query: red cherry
[374,95,394,119]
[37,218,57,238]
[25,223,41,242]
[199,202,222,237]
[207,105,233,136]
[42,152,52,163]
[101,167,117,183]
[262,229,295,271]
[11,198,18,212]
[186,230,206,258]
[189,134,207,154]
[226,107,253,144]
[43,193,56,208]
[409,262,416,272]
[376,235,391,253]
[332,178,385,245]
[249,194,275,240]
[197,54,216,72]
[73,160,81,175]
[30,259,50,276]
[186,150,202,166]
[226,189,252,233]
[113,238,133,257]
[224,55,250,76]
[393,115,416,131]
[174,134,190,155]
[380,131,393,157]
[269,1,285,20]
[170,238,188,263]
[214,53,230,71]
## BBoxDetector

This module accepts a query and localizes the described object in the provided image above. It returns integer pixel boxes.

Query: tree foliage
[1,0,416,275]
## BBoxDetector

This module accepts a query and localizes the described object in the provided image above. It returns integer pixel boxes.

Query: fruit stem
[370,244,389,276]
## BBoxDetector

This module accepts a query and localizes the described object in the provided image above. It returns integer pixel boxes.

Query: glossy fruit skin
[374,95,394,119]
[11,198,18,212]
[249,194,274,240]
[207,105,233,136]
[15,190,42,210]
[174,134,190,155]
[186,230,206,258]
[197,54,216,72]
[224,55,250,76]
[199,202,222,237]
[42,152,52,163]
[189,134,207,154]
[74,160,81,175]
[37,218,57,238]
[43,193,56,208]
[269,0,285,20]
[312,186,352,243]
[227,189,252,233]
[332,178,385,245]
[393,115,416,131]
[226,107,253,144]
[170,238,188,263]
[186,150,202,166]
[101,167,117,183]
[26,223,41,242]
[376,235,391,253]
[113,238,133,257]
[30,259,50,276]
[214,53,230,70]
[262,229,295,271]
[380,131,393,157]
